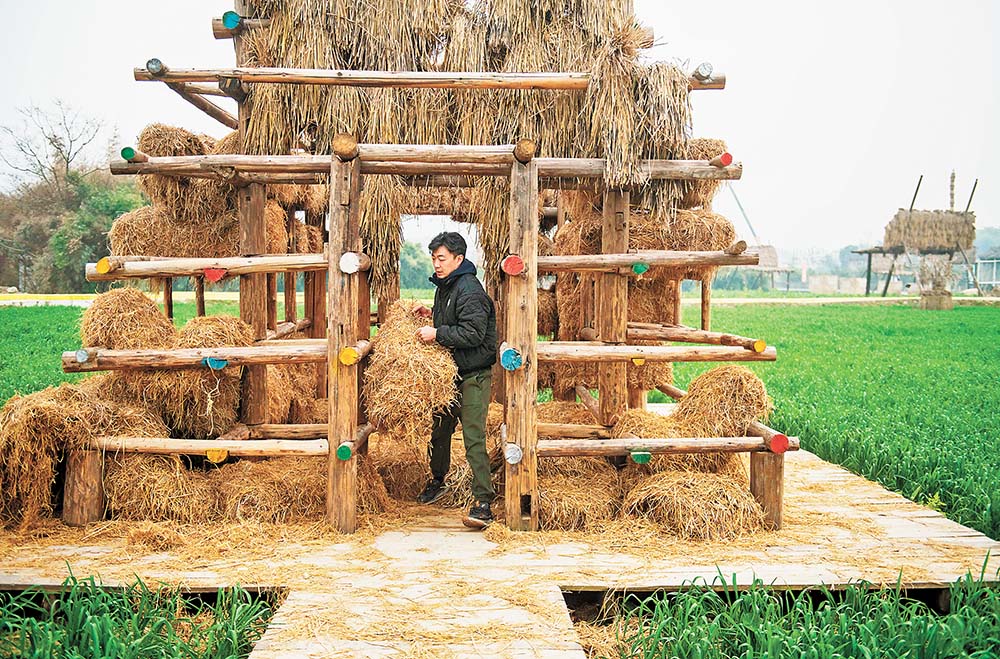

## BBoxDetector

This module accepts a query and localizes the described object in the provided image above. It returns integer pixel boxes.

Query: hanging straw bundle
[362,301,458,440]
[636,63,693,218]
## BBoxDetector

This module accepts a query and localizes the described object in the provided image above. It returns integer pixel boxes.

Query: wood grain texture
[61,450,104,527]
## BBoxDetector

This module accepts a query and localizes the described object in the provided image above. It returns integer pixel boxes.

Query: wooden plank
[537,436,799,457]
[239,183,268,425]
[327,156,362,533]
[537,250,758,273]
[536,343,778,363]
[91,436,328,456]
[597,189,628,427]
[504,159,539,531]
[63,342,327,373]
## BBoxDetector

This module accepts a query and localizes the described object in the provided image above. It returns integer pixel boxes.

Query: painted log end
[500,254,525,276]
[769,433,790,454]
[753,339,767,353]
[336,444,353,461]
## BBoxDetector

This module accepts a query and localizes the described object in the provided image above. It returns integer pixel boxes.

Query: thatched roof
[883,209,976,253]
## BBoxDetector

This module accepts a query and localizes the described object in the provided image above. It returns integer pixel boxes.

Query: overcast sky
[0,1,995,252]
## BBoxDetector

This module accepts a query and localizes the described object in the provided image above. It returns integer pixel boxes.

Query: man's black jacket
[430,259,497,377]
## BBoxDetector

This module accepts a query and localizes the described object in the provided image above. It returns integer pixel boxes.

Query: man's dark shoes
[462,501,494,529]
[416,478,446,504]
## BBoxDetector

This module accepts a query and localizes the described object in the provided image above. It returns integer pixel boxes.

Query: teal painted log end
[222,11,242,29]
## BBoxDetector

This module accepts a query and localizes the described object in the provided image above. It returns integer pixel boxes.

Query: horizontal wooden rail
[88,254,328,280]
[537,250,759,273]
[537,422,610,439]
[534,158,741,181]
[625,322,766,352]
[212,16,271,39]
[655,383,792,453]
[91,436,328,456]
[537,343,777,363]
[64,342,327,373]
[536,435,799,457]
[336,423,376,460]
[262,318,312,341]
[135,66,725,91]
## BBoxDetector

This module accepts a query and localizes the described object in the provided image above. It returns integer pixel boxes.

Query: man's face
[431,246,464,279]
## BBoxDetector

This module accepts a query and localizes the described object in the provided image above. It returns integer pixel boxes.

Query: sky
[0,0,996,253]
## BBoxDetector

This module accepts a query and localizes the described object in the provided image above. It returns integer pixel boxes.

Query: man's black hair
[428,231,467,257]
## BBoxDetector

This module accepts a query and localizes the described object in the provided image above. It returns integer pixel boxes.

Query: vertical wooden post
[239,183,268,424]
[580,274,595,333]
[556,193,566,230]
[490,278,507,406]
[285,207,298,323]
[327,155,361,532]
[750,451,784,530]
[700,276,712,331]
[628,388,647,410]
[305,209,328,397]
[194,276,206,316]
[597,189,628,427]
[504,159,539,531]
[672,279,682,325]
[62,450,104,526]
[162,278,173,319]
[864,252,873,296]
[266,274,278,330]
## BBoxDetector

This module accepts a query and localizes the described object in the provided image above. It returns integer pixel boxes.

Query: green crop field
[588,574,1000,659]
[1,301,999,539]
[0,576,274,658]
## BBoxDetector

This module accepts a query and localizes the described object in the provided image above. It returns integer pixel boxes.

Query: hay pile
[80,288,176,349]
[681,137,729,209]
[0,383,168,529]
[614,365,773,539]
[362,300,458,440]
[537,288,558,337]
[538,457,620,530]
[883,209,976,253]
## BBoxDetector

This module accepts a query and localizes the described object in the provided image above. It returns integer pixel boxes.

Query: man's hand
[415,326,437,344]
[413,304,432,318]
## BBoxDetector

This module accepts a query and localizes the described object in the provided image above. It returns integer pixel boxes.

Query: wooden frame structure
[60,12,797,533]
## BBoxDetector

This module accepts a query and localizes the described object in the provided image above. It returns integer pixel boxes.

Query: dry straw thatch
[80,288,176,350]
[681,137,728,209]
[623,470,764,540]
[0,383,168,529]
[883,209,976,253]
[537,288,558,337]
[363,300,458,440]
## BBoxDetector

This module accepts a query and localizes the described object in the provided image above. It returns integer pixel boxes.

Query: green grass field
[1,301,998,538]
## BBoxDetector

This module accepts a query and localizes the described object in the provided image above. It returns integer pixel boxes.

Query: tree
[399,241,433,290]
[0,100,102,202]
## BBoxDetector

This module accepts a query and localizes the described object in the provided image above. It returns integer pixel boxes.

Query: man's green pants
[428,369,494,504]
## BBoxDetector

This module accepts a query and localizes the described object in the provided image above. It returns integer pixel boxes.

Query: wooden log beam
[261,318,312,341]
[625,322,766,352]
[503,158,539,531]
[162,277,173,319]
[86,254,328,281]
[539,343,776,363]
[335,423,376,461]
[212,15,271,39]
[537,436,799,458]
[62,342,327,373]
[537,422,610,439]
[239,183,268,425]
[90,436,328,456]
[535,158,741,180]
[538,250,758,273]
[62,450,104,526]
[165,83,239,129]
[194,276,206,316]
[574,385,601,421]
[247,423,326,440]
[136,66,725,91]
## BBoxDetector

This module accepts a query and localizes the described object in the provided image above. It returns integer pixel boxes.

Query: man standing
[414,232,498,529]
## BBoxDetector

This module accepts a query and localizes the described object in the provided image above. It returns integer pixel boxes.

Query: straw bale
[266,365,294,424]
[623,470,765,540]
[159,316,254,438]
[665,208,736,252]
[537,288,558,337]
[370,431,429,502]
[883,209,976,252]
[363,300,458,440]
[674,365,772,436]
[294,223,324,254]
[104,454,219,524]
[0,384,168,528]
[265,200,290,253]
[80,288,177,350]
[210,131,241,155]
[680,138,728,209]
[108,205,240,260]
[537,401,597,428]
[538,468,619,530]
[215,457,325,522]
